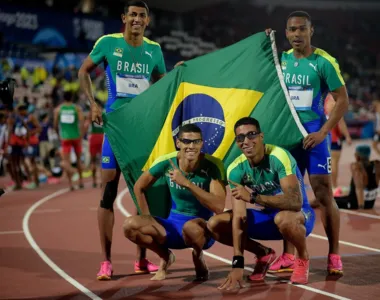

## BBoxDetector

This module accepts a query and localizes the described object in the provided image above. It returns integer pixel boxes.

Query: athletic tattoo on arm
[255,180,302,211]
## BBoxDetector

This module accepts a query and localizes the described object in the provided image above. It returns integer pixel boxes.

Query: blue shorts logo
[171,94,225,154]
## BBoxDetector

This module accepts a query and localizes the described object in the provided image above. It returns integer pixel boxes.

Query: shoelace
[275,255,288,266]
[292,260,307,277]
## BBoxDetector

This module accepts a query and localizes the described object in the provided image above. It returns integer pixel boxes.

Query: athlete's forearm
[79,120,85,138]
[232,199,247,256]
[186,182,224,214]
[320,90,349,135]
[78,72,96,104]
[133,187,151,215]
[255,187,302,211]
[338,118,350,140]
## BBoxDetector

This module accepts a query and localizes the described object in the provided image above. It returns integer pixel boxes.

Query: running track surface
[1,140,380,300]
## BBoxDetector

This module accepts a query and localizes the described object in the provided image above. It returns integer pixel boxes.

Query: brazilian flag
[103,32,307,217]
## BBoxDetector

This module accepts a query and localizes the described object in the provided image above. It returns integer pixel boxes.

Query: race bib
[288,86,313,111]
[364,188,378,202]
[116,73,150,98]
[14,126,27,137]
[60,114,75,124]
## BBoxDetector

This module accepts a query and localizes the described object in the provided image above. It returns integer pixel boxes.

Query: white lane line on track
[340,209,380,220]
[309,233,380,253]
[23,187,102,300]
[0,230,24,235]
[116,187,351,300]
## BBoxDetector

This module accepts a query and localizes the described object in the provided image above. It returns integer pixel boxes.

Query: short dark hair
[178,124,202,139]
[234,117,261,133]
[124,0,149,14]
[287,11,312,25]
[63,91,73,101]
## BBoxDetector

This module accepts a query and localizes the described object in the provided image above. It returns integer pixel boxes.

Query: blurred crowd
[0,2,378,181]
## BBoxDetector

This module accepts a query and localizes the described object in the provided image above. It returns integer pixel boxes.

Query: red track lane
[1,181,378,299]
[1,139,380,300]
[0,183,92,299]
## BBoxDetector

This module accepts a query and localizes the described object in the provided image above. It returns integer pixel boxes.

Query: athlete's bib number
[364,188,378,202]
[14,126,27,137]
[60,114,75,124]
[116,73,150,98]
[288,86,313,111]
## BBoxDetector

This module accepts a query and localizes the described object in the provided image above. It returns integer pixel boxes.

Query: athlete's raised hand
[174,61,185,68]
[90,102,103,125]
[228,180,251,203]
[265,28,273,36]
[169,159,191,188]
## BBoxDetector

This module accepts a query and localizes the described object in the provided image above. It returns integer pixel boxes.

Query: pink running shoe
[248,250,276,281]
[268,253,295,273]
[97,261,113,280]
[134,258,159,274]
[328,254,343,275]
[333,187,343,197]
[290,258,309,285]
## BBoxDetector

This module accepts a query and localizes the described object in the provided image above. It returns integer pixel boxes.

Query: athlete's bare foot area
[193,250,209,281]
[150,251,175,281]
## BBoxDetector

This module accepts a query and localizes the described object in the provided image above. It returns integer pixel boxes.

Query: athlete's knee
[207,211,231,237]
[274,211,302,234]
[274,211,291,229]
[123,216,142,239]
[99,177,119,210]
[182,219,207,245]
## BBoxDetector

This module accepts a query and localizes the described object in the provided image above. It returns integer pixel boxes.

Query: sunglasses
[178,138,203,145]
[235,131,260,143]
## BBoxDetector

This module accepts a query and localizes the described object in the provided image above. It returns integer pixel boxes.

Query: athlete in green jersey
[123,124,226,281]
[57,105,80,140]
[78,1,167,280]
[53,91,84,191]
[84,109,104,188]
[208,117,315,288]
[266,11,348,274]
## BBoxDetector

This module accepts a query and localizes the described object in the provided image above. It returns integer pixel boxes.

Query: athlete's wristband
[232,255,244,268]
[250,190,258,204]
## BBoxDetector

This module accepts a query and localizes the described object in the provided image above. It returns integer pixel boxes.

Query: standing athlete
[78,0,166,280]
[266,11,349,275]
[53,91,85,191]
[84,110,104,188]
[123,124,226,281]
[208,117,315,288]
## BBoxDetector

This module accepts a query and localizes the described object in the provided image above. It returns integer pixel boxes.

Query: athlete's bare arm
[255,175,302,212]
[321,86,349,136]
[133,171,158,215]
[30,115,42,135]
[78,57,102,124]
[231,193,247,256]
[375,160,380,185]
[76,105,85,138]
